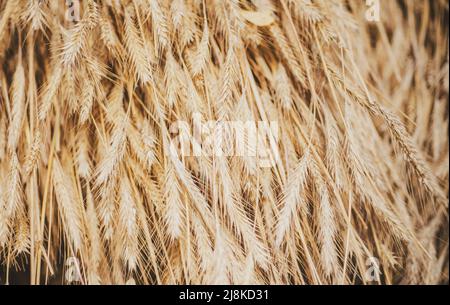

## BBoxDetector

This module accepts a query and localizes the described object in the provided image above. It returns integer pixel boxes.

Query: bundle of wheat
[0,0,448,285]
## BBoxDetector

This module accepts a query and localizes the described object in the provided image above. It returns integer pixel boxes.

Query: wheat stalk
[0,0,447,285]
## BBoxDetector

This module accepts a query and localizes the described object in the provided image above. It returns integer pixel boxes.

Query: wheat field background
[0,0,448,285]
